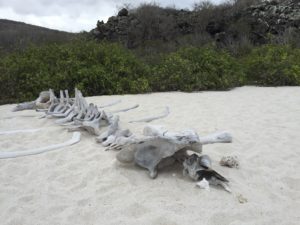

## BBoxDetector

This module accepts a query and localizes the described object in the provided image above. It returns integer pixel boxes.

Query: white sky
[0,0,225,32]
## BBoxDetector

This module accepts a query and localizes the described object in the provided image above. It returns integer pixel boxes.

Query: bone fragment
[0,128,41,135]
[111,104,139,113]
[98,100,121,108]
[199,131,232,145]
[129,107,170,123]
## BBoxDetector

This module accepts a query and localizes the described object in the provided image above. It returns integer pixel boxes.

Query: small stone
[237,194,248,204]
[220,156,239,168]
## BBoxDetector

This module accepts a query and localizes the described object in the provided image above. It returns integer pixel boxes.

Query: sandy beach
[0,86,299,225]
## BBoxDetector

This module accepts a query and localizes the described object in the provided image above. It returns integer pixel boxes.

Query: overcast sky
[0,0,225,32]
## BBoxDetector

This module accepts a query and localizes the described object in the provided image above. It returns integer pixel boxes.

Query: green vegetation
[0,40,299,104]
[151,47,245,91]
[0,41,150,104]
[243,45,300,86]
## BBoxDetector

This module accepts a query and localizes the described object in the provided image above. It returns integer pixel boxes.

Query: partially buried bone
[129,107,170,123]
[0,128,41,135]
[0,132,81,159]
[111,104,139,113]
[98,99,121,108]
[199,131,232,144]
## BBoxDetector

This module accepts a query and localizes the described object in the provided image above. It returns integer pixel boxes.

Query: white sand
[0,86,299,225]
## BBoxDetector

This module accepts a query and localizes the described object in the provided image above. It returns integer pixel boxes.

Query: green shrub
[243,45,300,86]
[151,46,245,91]
[0,40,150,104]
[0,40,299,105]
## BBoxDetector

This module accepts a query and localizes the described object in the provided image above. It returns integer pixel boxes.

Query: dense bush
[0,40,299,105]
[151,46,245,91]
[0,40,150,104]
[243,45,300,86]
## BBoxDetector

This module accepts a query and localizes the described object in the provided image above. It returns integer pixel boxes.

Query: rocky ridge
[91,0,300,47]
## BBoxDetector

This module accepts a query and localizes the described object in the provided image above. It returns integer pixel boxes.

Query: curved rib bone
[98,99,121,108]
[0,132,81,159]
[129,107,170,123]
[47,89,59,112]
[55,89,85,124]
[199,131,232,145]
[51,90,66,113]
[111,104,139,113]
[0,128,41,135]
[48,90,73,116]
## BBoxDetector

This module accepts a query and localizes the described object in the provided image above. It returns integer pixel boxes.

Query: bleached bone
[82,103,95,120]
[103,129,134,148]
[0,128,41,135]
[12,91,50,112]
[12,101,36,112]
[70,110,109,135]
[47,89,59,113]
[51,90,67,113]
[96,115,120,143]
[67,126,82,132]
[51,104,74,118]
[0,132,81,159]
[111,104,139,113]
[106,135,137,150]
[143,125,168,136]
[56,111,77,124]
[143,125,232,145]
[129,107,170,123]
[48,90,73,116]
[2,115,39,119]
[98,99,121,108]
[35,91,51,109]
[199,131,232,145]
[55,89,86,124]
[75,107,85,120]
[81,105,100,122]
[60,121,76,126]
[82,112,110,135]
